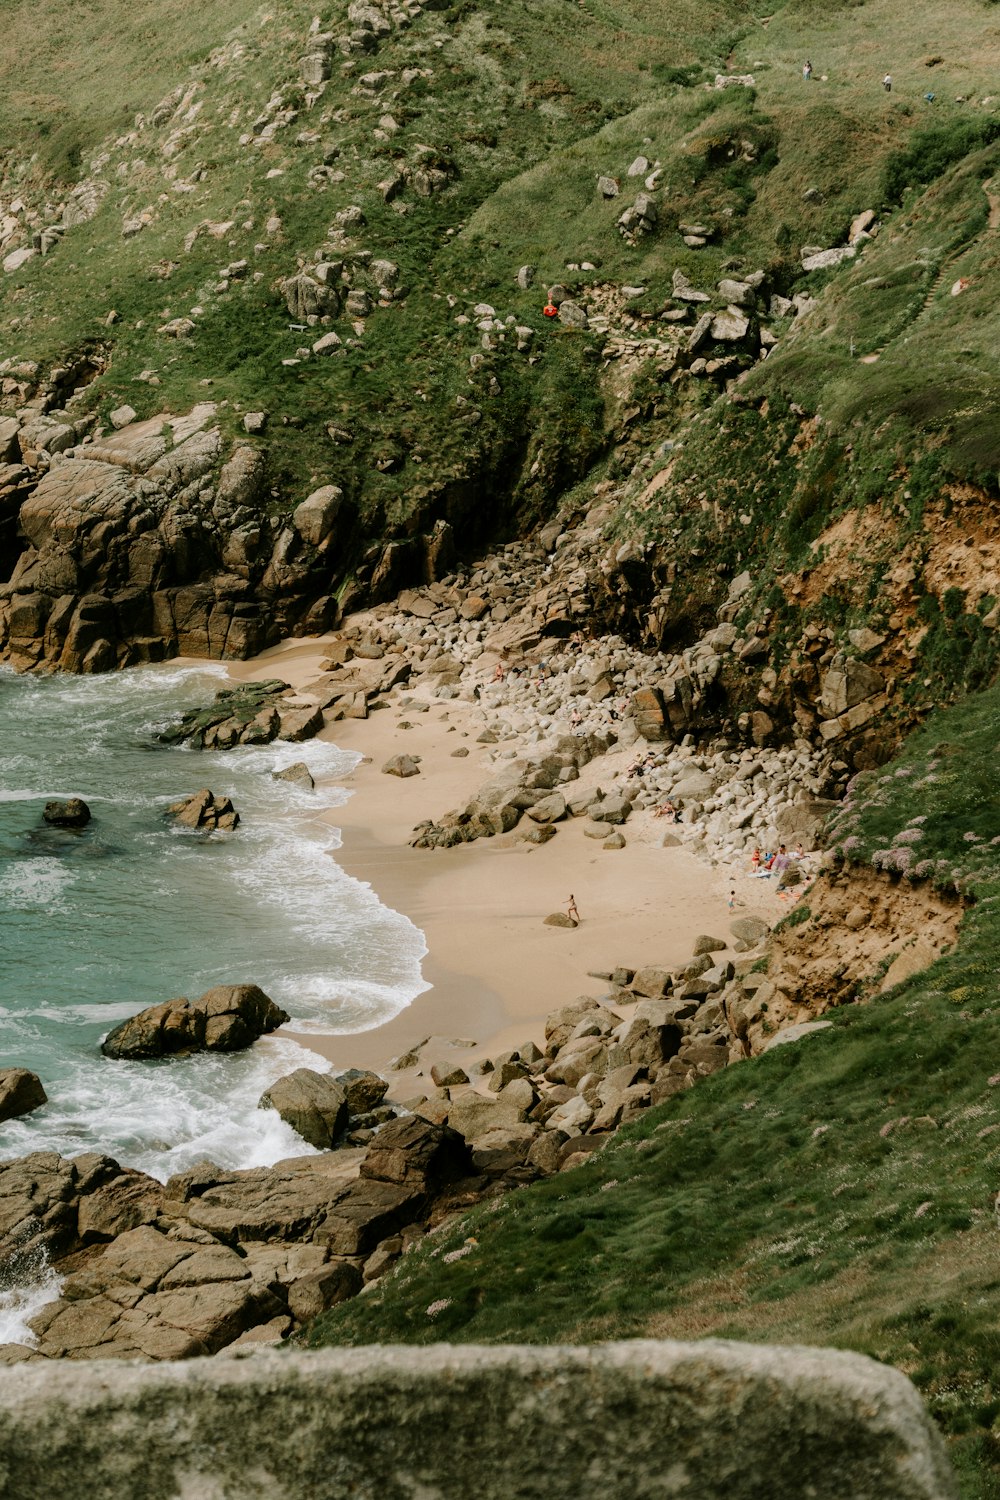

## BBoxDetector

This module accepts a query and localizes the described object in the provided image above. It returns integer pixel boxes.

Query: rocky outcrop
[0,1069,47,1123]
[0,1152,164,1277]
[721,867,966,1052]
[165,789,240,832]
[0,408,344,673]
[157,680,325,750]
[100,984,289,1060]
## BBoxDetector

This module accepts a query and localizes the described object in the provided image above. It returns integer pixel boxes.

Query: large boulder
[335,1069,389,1115]
[258,1070,350,1149]
[360,1116,473,1193]
[42,799,90,828]
[101,984,289,1060]
[0,1069,47,1123]
[293,485,344,547]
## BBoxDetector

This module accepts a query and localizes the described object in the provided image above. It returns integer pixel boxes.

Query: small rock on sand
[382,755,420,777]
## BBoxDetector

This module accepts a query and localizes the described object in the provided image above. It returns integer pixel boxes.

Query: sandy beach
[230,636,785,1077]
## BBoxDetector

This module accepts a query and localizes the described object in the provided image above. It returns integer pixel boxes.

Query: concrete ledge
[0,1339,955,1499]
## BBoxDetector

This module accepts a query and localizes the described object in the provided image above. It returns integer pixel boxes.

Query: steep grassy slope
[4,0,1000,644]
[308,682,1000,1499]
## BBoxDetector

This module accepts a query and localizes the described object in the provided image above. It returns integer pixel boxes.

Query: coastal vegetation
[310,685,1000,1499]
[2,0,1000,1492]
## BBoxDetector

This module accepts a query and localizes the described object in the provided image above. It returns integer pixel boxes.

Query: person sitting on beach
[769,844,790,874]
[570,708,584,731]
[493,661,506,683]
[750,847,761,872]
[654,799,678,820]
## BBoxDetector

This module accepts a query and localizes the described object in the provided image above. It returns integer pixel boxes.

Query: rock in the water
[277,703,325,743]
[158,682,294,751]
[258,1070,350,1149]
[382,755,420,778]
[42,798,90,828]
[165,789,240,832]
[101,984,289,1060]
[272,762,315,789]
[0,1069,47,1124]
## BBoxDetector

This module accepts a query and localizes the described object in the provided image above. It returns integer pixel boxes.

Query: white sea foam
[0,661,429,1184]
[0,1266,63,1348]
[0,857,75,912]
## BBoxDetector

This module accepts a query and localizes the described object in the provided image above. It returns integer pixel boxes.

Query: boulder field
[0,919,799,1365]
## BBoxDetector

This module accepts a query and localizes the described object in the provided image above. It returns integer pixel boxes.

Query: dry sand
[231,636,785,1075]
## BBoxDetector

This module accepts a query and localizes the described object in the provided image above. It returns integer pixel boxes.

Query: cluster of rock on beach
[0,517,888,1366]
[0,906,812,1365]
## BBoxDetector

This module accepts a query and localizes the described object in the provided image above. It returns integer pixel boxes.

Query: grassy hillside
[308,681,1000,1499]
[4,2,1000,1484]
[3,0,1000,622]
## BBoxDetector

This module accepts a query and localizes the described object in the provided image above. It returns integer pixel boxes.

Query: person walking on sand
[566,894,580,924]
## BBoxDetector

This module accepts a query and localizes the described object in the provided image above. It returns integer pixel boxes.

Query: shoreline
[229,635,786,1078]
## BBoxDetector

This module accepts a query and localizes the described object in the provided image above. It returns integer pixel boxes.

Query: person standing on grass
[803,59,813,81]
[883,72,892,92]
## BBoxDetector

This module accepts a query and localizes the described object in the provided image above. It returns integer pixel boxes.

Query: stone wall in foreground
[0,1339,955,1500]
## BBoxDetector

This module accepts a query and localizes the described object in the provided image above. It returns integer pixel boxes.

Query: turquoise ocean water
[0,662,427,1338]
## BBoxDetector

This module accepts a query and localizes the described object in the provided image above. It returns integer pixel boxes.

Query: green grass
[309,681,1000,1497]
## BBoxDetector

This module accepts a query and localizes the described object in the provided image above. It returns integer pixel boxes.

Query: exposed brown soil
[767,866,966,1020]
